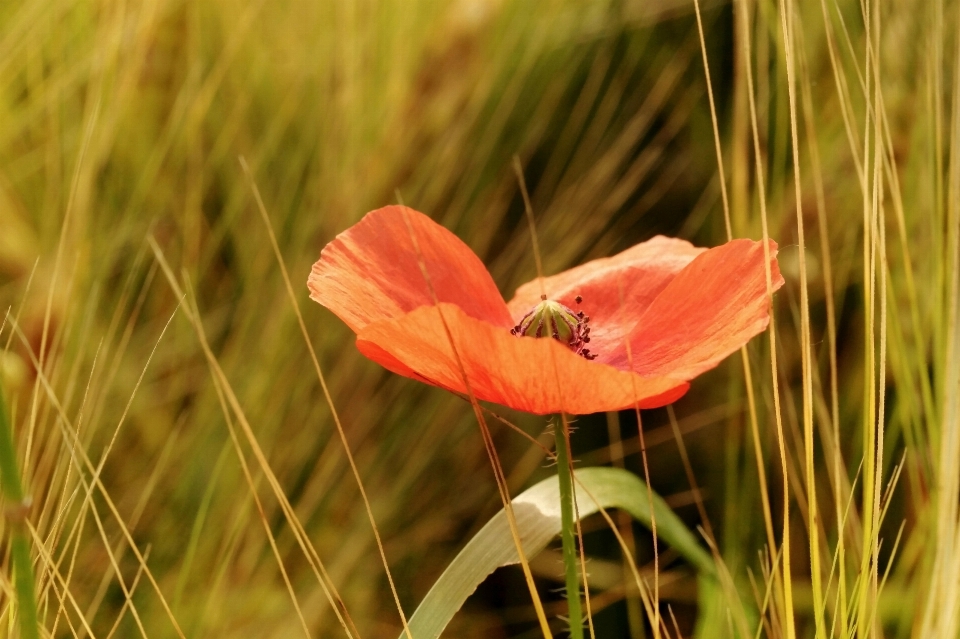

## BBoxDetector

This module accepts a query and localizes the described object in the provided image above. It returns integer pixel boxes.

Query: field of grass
[0,0,957,637]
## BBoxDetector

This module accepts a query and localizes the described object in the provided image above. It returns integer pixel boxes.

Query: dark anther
[511,296,598,361]
[540,294,547,301]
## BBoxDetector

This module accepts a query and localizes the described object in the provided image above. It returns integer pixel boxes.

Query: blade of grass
[777,0,826,636]
[400,466,714,639]
[0,382,39,639]
[147,241,359,637]
[738,2,797,635]
[241,156,410,639]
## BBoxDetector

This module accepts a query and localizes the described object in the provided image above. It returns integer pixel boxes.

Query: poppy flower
[308,206,784,415]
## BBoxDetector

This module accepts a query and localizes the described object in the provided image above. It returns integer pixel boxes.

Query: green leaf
[400,466,714,639]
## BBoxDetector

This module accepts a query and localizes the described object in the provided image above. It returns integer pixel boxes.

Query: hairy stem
[554,418,583,638]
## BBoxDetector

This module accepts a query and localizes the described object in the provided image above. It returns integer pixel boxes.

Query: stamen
[511,295,597,360]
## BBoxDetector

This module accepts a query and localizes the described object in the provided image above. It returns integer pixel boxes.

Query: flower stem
[554,417,583,639]
[0,384,39,639]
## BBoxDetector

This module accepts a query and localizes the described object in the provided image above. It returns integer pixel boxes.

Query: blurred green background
[0,0,957,637]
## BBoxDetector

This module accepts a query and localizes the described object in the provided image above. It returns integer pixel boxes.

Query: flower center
[510,295,596,360]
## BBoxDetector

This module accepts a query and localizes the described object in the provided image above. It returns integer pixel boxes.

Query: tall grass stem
[0,384,39,639]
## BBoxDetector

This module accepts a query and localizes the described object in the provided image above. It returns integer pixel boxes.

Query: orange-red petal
[607,239,784,380]
[507,236,705,363]
[308,206,513,333]
[356,303,689,415]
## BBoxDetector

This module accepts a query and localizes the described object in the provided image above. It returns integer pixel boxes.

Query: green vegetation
[0,0,956,636]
